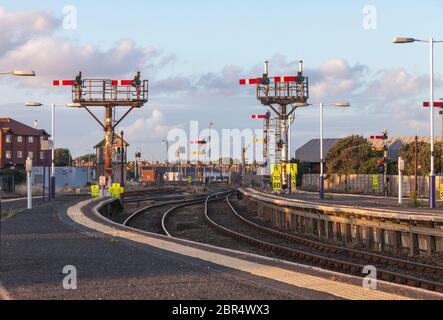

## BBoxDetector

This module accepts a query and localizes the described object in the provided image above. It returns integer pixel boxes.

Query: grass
[409,192,421,208]
[0,209,14,218]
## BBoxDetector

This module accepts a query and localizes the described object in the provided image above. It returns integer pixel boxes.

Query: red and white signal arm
[251,114,266,119]
[99,176,107,186]
[190,140,207,145]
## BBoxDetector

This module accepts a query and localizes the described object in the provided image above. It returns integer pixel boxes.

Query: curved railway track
[123,191,443,293]
[201,194,443,293]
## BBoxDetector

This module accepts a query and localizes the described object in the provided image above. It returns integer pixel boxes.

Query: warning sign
[91,185,100,198]
[272,164,282,191]
[99,176,107,186]
[108,183,124,198]
[372,176,379,191]
[286,164,298,190]
[440,185,443,201]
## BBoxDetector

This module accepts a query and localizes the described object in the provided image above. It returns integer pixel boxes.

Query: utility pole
[414,135,419,196]
[383,129,389,197]
[208,122,213,184]
[26,157,33,210]
[120,131,125,203]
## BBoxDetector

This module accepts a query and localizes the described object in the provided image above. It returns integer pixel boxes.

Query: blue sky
[1,1,443,161]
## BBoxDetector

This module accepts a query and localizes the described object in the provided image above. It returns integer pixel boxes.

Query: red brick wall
[1,133,51,169]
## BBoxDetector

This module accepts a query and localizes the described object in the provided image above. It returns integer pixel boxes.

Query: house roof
[296,137,443,163]
[295,139,341,163]
[0,118,50,137]
[94,134,130,149]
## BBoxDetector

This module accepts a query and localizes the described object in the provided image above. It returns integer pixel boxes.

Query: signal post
[240,61,309,191]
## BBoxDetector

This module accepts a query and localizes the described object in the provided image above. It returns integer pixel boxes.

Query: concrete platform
[239,188,443,255]
[67,197,443,300]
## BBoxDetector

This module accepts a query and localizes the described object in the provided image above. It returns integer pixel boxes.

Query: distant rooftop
[0,118,50,137]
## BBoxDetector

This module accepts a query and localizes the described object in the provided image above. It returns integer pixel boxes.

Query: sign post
[99,176,107,197]
[398,157,405,205]
[26,157,33,209]
[91,185,100,198]
[287,163,298,193]
[272,164,282,191]
[372,175,379,193]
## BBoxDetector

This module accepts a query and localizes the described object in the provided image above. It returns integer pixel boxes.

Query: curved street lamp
[320,102,351,200]
[25,101,81,200]
[0,70,36,77]
[0,70,35,213]
[393,36,443,208]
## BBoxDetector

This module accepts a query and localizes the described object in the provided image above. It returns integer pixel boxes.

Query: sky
[1,0,443,161]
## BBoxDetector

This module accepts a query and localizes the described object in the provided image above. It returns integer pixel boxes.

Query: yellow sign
[108,183,124,198]
[188,176,193,184]
[440,185,443,200]
[91,185,100,198]
[271,164,282,175]
[271,164,282,191]
[372,176,379,191]
[286,163,298,175]
[285,164,298,190]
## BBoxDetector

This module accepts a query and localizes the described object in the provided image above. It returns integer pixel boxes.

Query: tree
[399,141,443,176]
[74,153,97,164]
[54,148,72,167]
[325,135,376,175]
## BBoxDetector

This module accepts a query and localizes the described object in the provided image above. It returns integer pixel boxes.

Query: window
[5,135,12,143]
[17,136,23,143]
[5,151,11,159]
[28,136,34,143]
[17,151,23,159]
[40,151,45,160]
[28,151,33,159]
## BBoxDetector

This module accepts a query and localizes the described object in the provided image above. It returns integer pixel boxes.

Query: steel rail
[202,194,443,293]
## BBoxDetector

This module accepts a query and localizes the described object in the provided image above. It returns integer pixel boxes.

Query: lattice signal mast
[54,71,148,186]
[240,61,309,188]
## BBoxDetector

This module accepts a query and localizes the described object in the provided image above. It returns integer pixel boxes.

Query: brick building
[94,134,129,184]
[0,118,51,169]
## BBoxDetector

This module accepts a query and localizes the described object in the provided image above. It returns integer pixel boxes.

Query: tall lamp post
[0,70,35,213]
[25,101,81,200]
[320,102,351,200]
[393,37,442,208]
[208,122,213,184]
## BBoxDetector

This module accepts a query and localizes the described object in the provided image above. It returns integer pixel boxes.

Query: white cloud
[0,6,58,55]
[366,68,428,101]
[120,109,172,144]
[0,37,159,86]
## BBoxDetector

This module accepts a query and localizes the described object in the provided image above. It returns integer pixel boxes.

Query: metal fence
[302,174,440,198]
[0,174,15,193]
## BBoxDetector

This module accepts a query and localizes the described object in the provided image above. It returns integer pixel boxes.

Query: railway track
[123,190,443,293]
[124,192,231,234]
[202,194,443,293]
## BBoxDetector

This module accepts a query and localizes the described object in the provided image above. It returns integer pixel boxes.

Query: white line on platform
[2,196,43,203]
